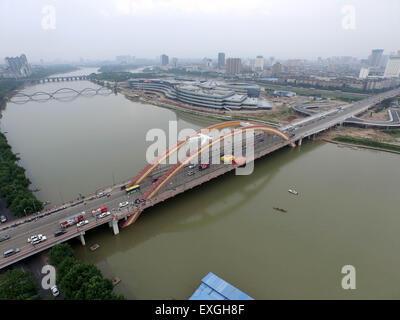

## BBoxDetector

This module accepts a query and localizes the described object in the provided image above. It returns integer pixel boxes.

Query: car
[188,164,196,169]
[77,220,89,227]
[27,234,43,243]
[119,201,129,208]
[97,192,105,198]
[3,248,20,258]
[31,235,47,245]
[98,211,111,219]
[0,234,10,242]
[187,170,195,176]
[54,229,67,237]
[0,215,7,223]
[51,285,60,297]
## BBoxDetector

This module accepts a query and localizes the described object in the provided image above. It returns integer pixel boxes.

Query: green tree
[0,269,39,300]
[56,256,77,283]
[49,243,75,267]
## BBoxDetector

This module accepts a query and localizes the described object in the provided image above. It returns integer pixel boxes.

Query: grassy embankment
[333,135,400,152]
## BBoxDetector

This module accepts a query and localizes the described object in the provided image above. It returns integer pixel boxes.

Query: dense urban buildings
[1,54,32,78]
[226,58,241,74]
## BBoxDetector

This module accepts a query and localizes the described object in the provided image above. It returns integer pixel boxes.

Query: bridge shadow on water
[78,140,322,262]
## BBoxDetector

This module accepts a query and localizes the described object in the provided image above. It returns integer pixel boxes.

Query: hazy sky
[1,0,399,62]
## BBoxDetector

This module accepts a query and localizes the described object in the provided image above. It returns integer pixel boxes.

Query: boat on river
[288,189,299,195]
[273,207,287,213]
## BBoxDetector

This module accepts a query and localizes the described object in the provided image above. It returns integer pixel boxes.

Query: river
[1,68,400,299]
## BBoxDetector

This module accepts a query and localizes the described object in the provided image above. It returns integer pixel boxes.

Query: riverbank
[0,132,43,217]
[119,87,281,127]
[322,136,400,154]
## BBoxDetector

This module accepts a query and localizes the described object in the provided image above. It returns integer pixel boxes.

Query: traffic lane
[0,188,130,238]
[0,193,139,254]
[0,214,116,267]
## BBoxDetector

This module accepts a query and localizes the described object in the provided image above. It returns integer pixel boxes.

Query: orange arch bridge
[121,122,295,228]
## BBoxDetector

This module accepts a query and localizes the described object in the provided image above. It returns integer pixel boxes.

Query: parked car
[0,215,7,223]
[77,220,89,227]
[0,234,10,242]
[54,229,67,237]
[51,285,60,297]
[187,170,195,176]
[119,201,129,208]
[3,248,20,258]
[98,211,111,219]
[97,192,105,198]
[188,164,196,169]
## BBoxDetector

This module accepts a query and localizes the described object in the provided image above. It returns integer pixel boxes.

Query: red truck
[199,163,210,170]
[91,206,108,216]
[60,214,84,229]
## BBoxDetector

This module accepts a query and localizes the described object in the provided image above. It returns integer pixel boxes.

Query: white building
[384,55,400,78]
[358,67,370,79]
[255,56,264,71]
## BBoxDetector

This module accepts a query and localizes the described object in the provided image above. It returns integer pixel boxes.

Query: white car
[77,220,89,227]
[119,201,129,208]
[98,211,111,219]
[51,285,60,297]
[27,234,43,243]
[31,235,47,245]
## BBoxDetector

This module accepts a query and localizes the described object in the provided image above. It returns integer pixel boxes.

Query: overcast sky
[0,0,399,62]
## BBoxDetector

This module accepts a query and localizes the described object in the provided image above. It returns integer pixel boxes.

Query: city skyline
[1,0,400,62]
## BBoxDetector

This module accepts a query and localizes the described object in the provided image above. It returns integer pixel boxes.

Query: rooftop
[189,272,254,300]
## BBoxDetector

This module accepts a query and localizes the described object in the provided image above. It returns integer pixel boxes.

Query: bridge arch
[121,124,294,228]
[126,120,270,188]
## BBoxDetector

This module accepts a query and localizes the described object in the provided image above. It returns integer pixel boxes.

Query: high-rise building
[226,58,241,74]
[368,49,384,67]
[171,57,178,67]
[272,62,282,75]
[161,54,169,66]
[255,56,264,71]
[384,54,400,78]
[4,54,32,78]
[218,52,225,68]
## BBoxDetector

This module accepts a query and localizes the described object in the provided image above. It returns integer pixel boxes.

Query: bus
[125,185,140,194]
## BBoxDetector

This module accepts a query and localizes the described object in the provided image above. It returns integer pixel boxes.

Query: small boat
[273,207,287,213]
[288,189,299,195]
[90,244,100,251]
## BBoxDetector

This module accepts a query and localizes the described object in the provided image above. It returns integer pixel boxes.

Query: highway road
[1,86,399,268]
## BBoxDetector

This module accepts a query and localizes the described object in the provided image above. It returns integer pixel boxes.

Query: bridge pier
[298,138,302,146]
[79,232,86,246]
[108,219,120,235]
[112,219,120,235]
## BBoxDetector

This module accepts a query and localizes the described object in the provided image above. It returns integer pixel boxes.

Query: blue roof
[189,272,254,300]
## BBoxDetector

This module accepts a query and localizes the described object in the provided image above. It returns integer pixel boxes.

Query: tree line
[49,243,124,300]
[0,132,43,217]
